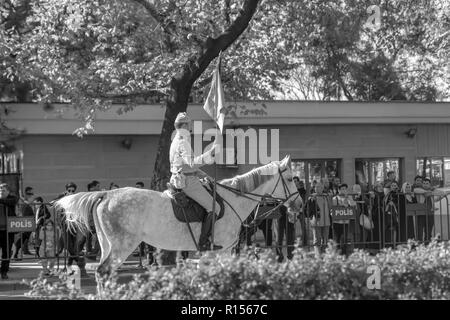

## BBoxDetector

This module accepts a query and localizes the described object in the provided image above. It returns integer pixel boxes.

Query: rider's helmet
[174,112,191,128]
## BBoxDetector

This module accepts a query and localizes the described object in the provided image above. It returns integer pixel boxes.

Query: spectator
[13,186,35,258]
[82,180,101,261]
[39,219,60,276]
[34,196,51,258]
[412,175,423,192]
[351,184,368,248]
[293,177,306,203]
[368,182,385,250]
[293,177,308,246]
[135,181,145,189]
[53,183,88,277]
[110,182,120,190]
[322,177,330,193]
[236,203,274,253]
[383,181,400,247]
[88,180,101,191]
[310,180,318,195]
[383,171,398,195]
[398,182,416,242]
[55,182,77,200]
[275,204,297,262]
[331,183,355,255]
[416,178,436,242]
[306,182,331,256]
[0,183,18,279]
[329,177,341,196]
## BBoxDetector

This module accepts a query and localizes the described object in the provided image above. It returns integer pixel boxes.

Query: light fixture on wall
[121,138,133,150]
[405,128,418,138]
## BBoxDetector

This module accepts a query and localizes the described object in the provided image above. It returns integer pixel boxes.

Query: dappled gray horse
[55,156,299,284]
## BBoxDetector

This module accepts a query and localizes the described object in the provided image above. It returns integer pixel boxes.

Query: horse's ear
[282,155,291,167]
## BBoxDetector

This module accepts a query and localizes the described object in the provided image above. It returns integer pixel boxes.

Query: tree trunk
[150,80,192,266]
[150,80,192,191]
[147,0,261,265]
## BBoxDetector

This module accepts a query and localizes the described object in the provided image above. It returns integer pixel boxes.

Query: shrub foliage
[26,240,450,300]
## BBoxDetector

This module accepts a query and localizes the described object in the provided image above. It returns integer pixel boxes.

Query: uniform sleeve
[178,139,209,171]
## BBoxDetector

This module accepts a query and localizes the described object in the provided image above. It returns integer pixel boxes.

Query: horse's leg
[92,203,113,295]
[95,250,113,296]
[94,225,113,296]
[95,240,112,281]
[111,240,141,269]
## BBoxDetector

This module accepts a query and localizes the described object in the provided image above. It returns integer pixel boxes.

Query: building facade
[1,101,450,201]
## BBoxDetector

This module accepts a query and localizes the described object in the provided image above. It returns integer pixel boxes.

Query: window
[0,151,23,174]
[355,158,402,191]
[291,159,341,193]
[416,157,450,188]
[0,151,23,197]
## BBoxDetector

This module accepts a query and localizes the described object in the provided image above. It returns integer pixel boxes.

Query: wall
[16,135,159,201]
[10,122,450,201]
[236,123,450,186]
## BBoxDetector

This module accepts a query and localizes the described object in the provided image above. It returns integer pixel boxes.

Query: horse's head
[270,155,300,209]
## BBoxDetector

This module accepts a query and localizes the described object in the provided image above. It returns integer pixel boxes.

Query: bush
[26,240,450,300]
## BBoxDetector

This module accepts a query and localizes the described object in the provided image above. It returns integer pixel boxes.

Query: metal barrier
[2,193,449,269]
[236,191,450,258]
[0,201,152,272]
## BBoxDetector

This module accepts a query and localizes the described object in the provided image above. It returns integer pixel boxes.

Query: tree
[0,0,34,102]
[278,0,450,101]
[2,0,299,191]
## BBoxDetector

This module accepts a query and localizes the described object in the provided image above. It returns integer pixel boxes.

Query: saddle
[167,181,225,223]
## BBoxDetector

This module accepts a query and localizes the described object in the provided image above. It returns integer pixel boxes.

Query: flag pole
[210,52,221,251]
[211,122,218,251]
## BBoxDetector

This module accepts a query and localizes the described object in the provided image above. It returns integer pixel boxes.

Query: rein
[216,166,300,235]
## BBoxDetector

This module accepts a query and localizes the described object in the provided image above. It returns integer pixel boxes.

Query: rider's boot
[198,211,222,252]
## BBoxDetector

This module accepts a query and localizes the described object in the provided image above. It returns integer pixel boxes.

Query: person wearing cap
[52,182,88,277]
[169,112,222,251]
[0,183,18,279]
[13,186,35,258]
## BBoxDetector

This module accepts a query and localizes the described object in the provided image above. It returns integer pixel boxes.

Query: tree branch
[132,0,176,52]
[132,0,165,25]
[223,0,231,26]
[185,0,261,86]
[95,89,169,100]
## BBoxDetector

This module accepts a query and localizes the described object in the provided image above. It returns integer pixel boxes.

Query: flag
[203,52,225,133]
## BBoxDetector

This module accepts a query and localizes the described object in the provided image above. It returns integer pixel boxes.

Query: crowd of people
[0,180,149,280]
[241,171,449,260]
[1,172,449,279]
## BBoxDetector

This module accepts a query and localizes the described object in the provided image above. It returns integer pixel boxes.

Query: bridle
[214,165,300,251]
[216,166,300,225]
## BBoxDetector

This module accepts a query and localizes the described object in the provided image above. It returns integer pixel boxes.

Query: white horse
[55,155,299,280]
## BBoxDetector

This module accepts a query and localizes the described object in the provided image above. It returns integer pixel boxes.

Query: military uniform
[169,123,220,215]
[169,112,221,250]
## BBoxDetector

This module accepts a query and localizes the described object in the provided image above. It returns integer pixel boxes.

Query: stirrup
[199,243,223,252]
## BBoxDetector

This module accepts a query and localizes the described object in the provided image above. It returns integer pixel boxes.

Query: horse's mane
[219,161,281,193]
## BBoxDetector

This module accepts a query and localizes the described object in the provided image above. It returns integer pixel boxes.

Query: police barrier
[0,202,95,273]
[235,189,450,258]
[3,192,449,267]
[0,201,153,271]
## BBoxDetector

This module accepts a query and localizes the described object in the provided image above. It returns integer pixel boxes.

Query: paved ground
[0,254,150,299]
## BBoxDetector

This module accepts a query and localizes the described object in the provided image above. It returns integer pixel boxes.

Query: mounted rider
[169,112,222,251]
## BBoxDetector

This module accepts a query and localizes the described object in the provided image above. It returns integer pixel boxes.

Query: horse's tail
[54,191,107,234]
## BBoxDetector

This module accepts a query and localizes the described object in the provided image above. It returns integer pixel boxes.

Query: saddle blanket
[165,182,225,223]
